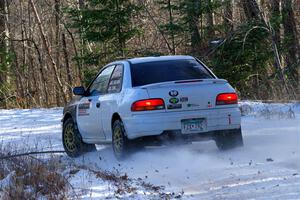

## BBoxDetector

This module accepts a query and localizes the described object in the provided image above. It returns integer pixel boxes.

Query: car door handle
[96,102,101,108]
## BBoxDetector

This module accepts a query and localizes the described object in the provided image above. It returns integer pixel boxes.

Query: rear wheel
[112,120,131,160]
[63,118,96,157]
[214,128,244,150]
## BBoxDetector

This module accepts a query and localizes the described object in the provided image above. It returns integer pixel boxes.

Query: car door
[77,65,115,142]
[100,64,124,140]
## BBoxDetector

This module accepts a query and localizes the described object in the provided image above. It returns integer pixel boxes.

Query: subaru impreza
[62,55,243,160]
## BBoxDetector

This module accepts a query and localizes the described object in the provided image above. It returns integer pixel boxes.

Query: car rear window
[130,59,214,87]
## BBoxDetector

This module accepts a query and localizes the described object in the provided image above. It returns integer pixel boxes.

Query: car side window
[107,64,123,93]
[88,65,115,96]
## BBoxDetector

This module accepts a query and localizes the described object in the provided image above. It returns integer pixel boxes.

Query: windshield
[130,59,214,87]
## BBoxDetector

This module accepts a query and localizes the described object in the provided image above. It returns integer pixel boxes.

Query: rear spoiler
[139,79,228,89]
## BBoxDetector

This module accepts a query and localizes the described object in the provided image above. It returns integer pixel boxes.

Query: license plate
[181,118,207,134]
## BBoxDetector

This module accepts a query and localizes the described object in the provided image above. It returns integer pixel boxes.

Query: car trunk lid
[141,79,231,112]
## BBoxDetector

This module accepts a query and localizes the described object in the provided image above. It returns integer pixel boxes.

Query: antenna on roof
[210,39,223,46]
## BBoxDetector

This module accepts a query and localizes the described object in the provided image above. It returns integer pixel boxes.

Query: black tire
[214,128,244,150]
[112,120,130,161]
[62,118,96,157]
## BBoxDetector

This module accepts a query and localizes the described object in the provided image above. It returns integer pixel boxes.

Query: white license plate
[181,118,207,134]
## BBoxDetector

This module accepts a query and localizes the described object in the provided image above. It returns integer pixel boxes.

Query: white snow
[0,101,299,199]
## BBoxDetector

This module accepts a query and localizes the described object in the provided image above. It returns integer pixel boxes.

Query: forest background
[0,0,299,108]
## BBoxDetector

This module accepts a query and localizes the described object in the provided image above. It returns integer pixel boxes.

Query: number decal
[78,102,90,116]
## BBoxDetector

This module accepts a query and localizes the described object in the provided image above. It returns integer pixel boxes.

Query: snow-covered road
[0,102,299,199]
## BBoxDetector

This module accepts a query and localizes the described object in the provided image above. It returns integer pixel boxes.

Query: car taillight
[131,98,165,111]
[216,93,238,105]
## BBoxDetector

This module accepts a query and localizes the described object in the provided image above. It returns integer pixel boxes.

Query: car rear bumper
[123,107,241,139]
[130,128,241,147]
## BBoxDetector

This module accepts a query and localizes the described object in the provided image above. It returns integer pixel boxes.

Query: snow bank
[239,101,298,119]
[0,102,299,199]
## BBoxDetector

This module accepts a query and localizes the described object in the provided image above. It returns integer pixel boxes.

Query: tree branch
[0,150,65,160]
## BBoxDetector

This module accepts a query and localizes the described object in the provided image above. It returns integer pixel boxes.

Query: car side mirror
[73,86,86,96]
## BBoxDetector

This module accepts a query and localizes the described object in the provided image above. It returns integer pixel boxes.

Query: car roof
[125,55,195,64]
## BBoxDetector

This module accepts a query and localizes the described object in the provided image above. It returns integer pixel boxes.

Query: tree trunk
[144,4,173,54]
[33,41,49,107]
[186,0,202,56]
[29,0,67,104]
[62,32,73,99]
[269,0,285,94]
[224,0,233,32]
[241,0,260,20]
[77,0,85,83]
[167,0,176,55]
[270,0,280,45]
[20,0,31,108]
[0,0,8,108]
[55,0,62,106]
[116,1,125,57]
[78,0,85,8]
[6,0,26,108]
[206,0,215,40]
[282,0,299,92]
[27,0,40,107]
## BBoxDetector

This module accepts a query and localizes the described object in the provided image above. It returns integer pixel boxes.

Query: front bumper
[123,107,241,139]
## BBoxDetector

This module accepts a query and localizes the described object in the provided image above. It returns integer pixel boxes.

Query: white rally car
[62,55,243,160]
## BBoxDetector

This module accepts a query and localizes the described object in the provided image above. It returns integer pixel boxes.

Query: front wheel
[214,128,244,150]
[63,118,96,157]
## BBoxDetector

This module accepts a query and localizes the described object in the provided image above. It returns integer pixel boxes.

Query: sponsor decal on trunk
[167,104,182,109]
[169,97,179,104]
[207,101,212,108]
[180,97,188,102]
[187,103,199,107]
[168,90,182,109]
[169,90,179,97]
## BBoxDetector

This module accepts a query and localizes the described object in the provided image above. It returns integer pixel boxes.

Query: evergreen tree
[211,22,274,99]
[157,0,184,55]
[67,0,140,84]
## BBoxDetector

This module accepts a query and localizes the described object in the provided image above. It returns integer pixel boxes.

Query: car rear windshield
[130,59,214,87]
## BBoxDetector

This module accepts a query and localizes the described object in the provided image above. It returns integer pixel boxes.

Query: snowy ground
[0,101,299,199]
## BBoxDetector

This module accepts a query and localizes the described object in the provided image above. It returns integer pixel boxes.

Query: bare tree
[29,0,67,104]
[62,32,73,98]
